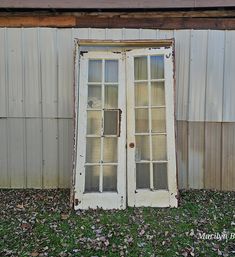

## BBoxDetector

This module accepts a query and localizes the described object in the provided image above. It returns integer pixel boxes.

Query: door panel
[74,52,126,210]
[127,48,178,207]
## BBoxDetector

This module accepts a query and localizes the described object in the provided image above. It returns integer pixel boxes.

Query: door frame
[72,39,178,209]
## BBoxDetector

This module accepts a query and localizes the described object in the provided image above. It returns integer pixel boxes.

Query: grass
[0,189,235,257]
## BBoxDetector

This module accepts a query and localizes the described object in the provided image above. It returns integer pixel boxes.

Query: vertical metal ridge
[187,29,192,122]
[186,30,192,188]
[38,27,44,189]
[21,28,27,188]
[55,28,59,188]
[220,31,227,190]
[4,28,10,187]
[203,30,209,188]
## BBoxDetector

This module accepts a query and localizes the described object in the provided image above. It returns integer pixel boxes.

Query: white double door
[74,47,177,209]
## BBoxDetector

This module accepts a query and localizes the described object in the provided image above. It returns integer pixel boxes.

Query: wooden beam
[0,0,235,9]
[0,16,76,27]
[1,10,235,18]
[75,17,235,30]
[1,15,235,29]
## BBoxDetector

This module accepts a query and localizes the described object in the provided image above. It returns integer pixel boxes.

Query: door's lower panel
[128,190,177,208]
[74,192,126,210]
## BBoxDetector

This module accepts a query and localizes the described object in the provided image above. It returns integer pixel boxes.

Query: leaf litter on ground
[0,189,235,257]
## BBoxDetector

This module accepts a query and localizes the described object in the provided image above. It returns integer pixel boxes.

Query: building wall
[0,28,235,190]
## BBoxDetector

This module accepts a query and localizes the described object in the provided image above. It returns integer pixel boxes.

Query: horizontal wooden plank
[0,0,195,9]
[0,16,76,27]
[1,16,235,29]
[0,0,235,9]
[2,10,235,18]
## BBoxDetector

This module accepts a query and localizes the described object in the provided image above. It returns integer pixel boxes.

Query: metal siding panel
[223,31,235,122]
[8,118,25,188]
[204,122,221,190]
[175,30,191,120]
[58,119,73,188]
[123,29,140,39]
[105,29,123,40]
[23,28,41,117]
[0,29,6,117]
[57,29,73,118]
[176,121,188,189]
[0,119,9,187]
[222,123,235,191]
[43,119,58,188]
[7,29,24,117]
[74,28,89,39]
[26,119,42,188]
[188,30,208,121]
[39,28,57,118]
[188,122,205,189]
[157,30,174,39]
[139,29,157,39]
[90,28,106,39]
[205,31,224,122]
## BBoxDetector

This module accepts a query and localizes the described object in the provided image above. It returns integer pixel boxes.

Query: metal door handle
[129,142,135,148]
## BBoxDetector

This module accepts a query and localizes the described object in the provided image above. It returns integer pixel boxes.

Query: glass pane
[86,138,101,163]
[105,85,118,108]
[151,82,165,106]
[153,163,168,190]
[103,138,117,163]
[134,56,147,80]
[151,55,164,79]
[88,60,102,82]
[105,60,118,83]
[87,85,102,108]
[136,163,150,189]
[87,111,101,135]
[135,136,150,161]
[103,166,117,191]
[135,83,148,106]
[152,135,167,160]
[104,110,118,135]
[151,108,166,133]
[135,109,149,133]
[85,166,100,192]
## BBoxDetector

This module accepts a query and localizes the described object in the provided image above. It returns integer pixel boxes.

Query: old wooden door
[126,48,178,207]
[74,51,126,209]
[74,46,177,209]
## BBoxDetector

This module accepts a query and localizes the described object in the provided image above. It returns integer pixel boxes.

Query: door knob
[129,142,135,148]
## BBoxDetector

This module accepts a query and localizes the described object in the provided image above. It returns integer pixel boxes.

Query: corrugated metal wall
[0,28,235,190]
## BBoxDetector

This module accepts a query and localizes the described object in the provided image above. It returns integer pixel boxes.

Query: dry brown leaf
[61,213,69,220]
[31,252,39,257]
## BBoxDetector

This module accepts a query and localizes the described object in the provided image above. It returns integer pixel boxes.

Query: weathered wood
[204,123,221,190]
[0,0,235,9]
[2,10,235,18]
[0,16,76,27]
[1,16,235,29]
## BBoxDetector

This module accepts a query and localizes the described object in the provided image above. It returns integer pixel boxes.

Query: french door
[74,47,177,210]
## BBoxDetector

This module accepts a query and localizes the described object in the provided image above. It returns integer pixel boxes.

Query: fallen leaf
[31,252,39,257]
[61,213,69,220]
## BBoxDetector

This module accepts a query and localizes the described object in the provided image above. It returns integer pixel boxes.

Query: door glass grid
[134,55,168,190]
[85,59,119,193]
